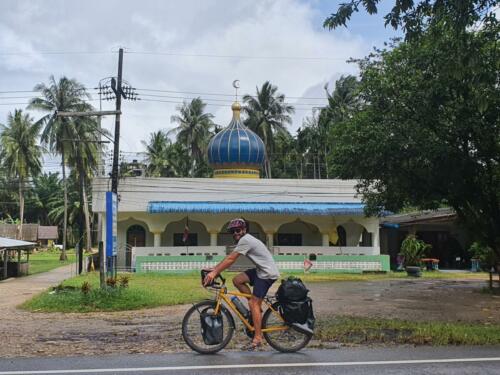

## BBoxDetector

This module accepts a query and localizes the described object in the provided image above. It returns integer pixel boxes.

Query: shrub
[81,281,92,295]
[468,242,497,271]
[118,274,130,288]
[106,277,117,288]
[400,235,431,267]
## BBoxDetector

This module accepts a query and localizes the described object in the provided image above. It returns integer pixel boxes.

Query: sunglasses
[229,228,244,234]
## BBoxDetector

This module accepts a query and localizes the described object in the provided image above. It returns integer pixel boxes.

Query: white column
[322,233,330,247]
[266,232,274,249]
[210,231,218,247]
[153,232,161,247]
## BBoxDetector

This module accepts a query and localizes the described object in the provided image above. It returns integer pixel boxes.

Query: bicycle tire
[262,302,312,353]
[181,300,235,354]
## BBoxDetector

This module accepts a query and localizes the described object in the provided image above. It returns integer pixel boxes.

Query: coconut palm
[0,110,43,238]
[66,116,101,252]
[242,81,294,178]
[142,131,174,177]
[168,98,214,177]
[28,75,92,259]
[31,172,63,226]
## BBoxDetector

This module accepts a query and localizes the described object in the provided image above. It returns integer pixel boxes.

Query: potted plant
[400,234,431,277]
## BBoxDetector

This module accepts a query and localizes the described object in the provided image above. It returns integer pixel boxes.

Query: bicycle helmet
[227,218,246,231]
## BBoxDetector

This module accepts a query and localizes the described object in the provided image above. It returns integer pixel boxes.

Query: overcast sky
[0,0,399,170]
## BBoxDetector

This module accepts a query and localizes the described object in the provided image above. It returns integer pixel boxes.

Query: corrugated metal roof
[148,201,365,216]
[0,237,36,249]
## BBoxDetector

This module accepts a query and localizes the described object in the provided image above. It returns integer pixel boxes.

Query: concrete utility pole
[111,48,124,195]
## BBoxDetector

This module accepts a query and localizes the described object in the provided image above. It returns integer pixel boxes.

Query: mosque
[93,100,389,273]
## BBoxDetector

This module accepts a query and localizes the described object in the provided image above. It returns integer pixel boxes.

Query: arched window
[126,225,146,247]
[336,225,346,246]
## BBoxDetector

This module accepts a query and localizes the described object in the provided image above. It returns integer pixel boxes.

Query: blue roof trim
[147,201,365,216]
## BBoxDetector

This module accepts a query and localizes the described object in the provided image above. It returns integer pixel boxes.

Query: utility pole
[111,48,124,195]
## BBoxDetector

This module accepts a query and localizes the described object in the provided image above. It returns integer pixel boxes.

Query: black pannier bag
[277,277,315,333]
[200,308,223,345]
[277,276,309,302]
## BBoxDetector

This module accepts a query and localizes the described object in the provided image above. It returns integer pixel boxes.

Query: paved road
[1,346,499,374]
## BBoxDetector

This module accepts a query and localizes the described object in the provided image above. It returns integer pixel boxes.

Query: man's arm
[203,252,240,285]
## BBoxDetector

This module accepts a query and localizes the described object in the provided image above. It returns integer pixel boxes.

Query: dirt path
[1,272,499,358]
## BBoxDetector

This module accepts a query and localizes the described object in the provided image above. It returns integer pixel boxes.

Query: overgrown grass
[28,249,75,275]
[315,316,500,346]
[21,270,490,313]
[282,271,490,282]
[21,272,211,313]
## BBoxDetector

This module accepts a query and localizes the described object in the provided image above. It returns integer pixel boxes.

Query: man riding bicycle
[203,218,280,350]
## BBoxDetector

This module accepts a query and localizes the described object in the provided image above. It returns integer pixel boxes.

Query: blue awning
[147,201,365,216]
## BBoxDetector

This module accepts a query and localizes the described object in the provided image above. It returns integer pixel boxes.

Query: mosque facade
[93,101,388,273]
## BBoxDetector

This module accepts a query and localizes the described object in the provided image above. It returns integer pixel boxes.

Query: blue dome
[208,103,266,168]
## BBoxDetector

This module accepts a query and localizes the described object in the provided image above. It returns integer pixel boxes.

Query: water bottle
[230,296,249,317]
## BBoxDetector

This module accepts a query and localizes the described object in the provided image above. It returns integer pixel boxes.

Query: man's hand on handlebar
[203,270,218,287]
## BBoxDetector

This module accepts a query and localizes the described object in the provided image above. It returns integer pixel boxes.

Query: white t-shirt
[234,233,280,280]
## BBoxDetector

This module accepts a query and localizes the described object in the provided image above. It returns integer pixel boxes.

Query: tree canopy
[326,7,499,256]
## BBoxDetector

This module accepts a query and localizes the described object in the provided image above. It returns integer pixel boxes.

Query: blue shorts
[244,268,276,299]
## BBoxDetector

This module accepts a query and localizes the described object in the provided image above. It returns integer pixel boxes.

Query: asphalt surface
[1,346,500,374]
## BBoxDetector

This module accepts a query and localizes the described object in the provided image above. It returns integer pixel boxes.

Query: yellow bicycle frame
[213,288,288,333]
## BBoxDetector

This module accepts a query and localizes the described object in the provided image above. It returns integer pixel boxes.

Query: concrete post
[322,233,330,247]
[153,232,161,247]
[266,232,274,250]
[210,231,218,247]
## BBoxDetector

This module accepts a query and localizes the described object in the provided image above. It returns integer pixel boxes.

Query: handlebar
[200,269,226,288]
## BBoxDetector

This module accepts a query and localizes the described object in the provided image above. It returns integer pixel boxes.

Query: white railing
[132,246,227,269]
[272,246,379,256]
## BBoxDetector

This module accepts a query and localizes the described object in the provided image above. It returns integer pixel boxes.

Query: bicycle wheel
[262,302,312,353]
[182,300,235,354]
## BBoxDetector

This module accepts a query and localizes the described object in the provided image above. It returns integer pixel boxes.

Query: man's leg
[249,296,264,345]
[232,272,252,295]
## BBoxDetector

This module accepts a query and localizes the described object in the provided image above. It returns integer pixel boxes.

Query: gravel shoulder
[1,269,499,358]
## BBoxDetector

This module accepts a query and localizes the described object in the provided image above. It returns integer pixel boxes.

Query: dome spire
[232,79,241,120]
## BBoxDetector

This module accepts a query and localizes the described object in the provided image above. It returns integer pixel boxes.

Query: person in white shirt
[203,218,280,350]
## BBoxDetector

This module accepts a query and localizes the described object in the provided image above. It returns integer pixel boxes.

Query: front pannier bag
[200,308,224,345]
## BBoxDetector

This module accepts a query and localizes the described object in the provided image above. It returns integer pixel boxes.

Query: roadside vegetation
[22,270,489,313]
[315,316,500,346]
[28,248,75,275]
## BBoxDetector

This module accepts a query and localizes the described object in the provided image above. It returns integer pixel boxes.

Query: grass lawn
[21,270,489,313]
[315,316,500,346]
[22,272,211,313]
[28,249,76,275]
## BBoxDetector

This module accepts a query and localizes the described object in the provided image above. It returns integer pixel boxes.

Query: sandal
[241,341,263,351]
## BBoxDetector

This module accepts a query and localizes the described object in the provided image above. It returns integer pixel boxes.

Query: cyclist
[203,218,280,350]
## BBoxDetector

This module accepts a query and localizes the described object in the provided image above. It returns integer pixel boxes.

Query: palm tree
[0,109,42,238]
[242,81,294,178]
[66,116,101,252]
[28,75,92,259]
[31,172,63,226]
[324,75,361,123]
[168,98,214,177]
[142,131,171,177]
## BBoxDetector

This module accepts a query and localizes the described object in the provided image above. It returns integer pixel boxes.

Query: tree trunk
[266,158,272,179]
[77,155,92,252]
[61,147,68,261]
[18,178,24,240]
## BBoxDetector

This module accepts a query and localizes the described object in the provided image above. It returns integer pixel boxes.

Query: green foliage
[118,274,130,288]
[468,242,497,270]
[22,272,210,312]
[243,81,294,178]
[106,276,117,288]
[400,235,431,266]
[315,316,500,345]
[168,98,215,177]
[323,0,497,41]
[80,281,92,295]
[326,16,500,257]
